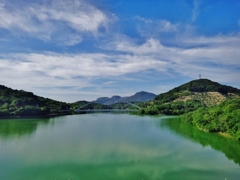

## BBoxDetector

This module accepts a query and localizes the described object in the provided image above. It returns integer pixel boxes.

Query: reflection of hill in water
[0,118,50,138]
[160,117,240,166]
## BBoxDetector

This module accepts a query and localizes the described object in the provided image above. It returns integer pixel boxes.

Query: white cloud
[180,35,240,65]
[1,34,239,88]
[134,16,177,33]
[0,52,168,78]
[111,35,240,83]
[0,50,170,101]
[158,20,177,32]
[114,35,240,64]
[0,51,169,99]
[191,0,200,23]
[133,16,152,23]
[35,0,109,33]
[0,0,112,45]
[0,1,239,102]
[134,18,178,38]
[116,38,164,54]
[0,32,239,102]
[183,35,240,46]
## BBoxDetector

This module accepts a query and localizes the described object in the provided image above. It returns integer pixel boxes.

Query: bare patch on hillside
[174,91,239,107]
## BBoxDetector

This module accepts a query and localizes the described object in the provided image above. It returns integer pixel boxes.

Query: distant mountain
[94,97,109,104]
[94,91,156,105]
[126,91,157,102]
[95,96,122,105]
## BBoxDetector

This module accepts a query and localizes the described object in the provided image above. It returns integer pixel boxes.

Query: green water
[0,114,240,180]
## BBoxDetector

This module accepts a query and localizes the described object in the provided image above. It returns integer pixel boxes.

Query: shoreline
[0,113,71,120]
[185,120,235,140]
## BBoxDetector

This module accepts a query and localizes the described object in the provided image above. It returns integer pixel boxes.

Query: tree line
[0,85,69,117]
[138,99,205,115]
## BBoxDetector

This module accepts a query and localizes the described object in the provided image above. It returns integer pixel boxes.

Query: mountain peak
[127,91,156,102]
[110,95,121,99]
[179,78,240,94]
[94,91,156,105]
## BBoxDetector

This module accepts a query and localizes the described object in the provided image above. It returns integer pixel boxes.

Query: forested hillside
[155,79,240,103]
[139,79,240,115]
[0,85,70,117]
[181,98,240,140]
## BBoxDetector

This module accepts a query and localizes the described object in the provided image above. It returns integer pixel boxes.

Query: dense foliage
[138,99,205,115]
[181,98,240,140]
[0,85,70,117]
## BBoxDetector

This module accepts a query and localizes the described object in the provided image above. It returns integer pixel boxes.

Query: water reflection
[0,114,240,180]
[160,117,240,166]
[0,118,50,138]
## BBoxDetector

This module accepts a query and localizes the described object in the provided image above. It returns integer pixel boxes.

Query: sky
[0,0,240,103]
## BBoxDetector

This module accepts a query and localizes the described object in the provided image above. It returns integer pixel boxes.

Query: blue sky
[0,0,240,102]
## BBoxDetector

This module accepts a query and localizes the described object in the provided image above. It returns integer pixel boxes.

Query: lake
[0,113,240,180]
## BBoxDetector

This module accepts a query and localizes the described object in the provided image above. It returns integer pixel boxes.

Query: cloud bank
[1,33,239,101]
[0,0,239,102]
[0,0,112,45]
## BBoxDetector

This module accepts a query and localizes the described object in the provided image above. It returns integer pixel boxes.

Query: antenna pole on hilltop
[199,74,201,79]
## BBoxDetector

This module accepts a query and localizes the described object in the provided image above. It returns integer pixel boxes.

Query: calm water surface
[0,114,240,180]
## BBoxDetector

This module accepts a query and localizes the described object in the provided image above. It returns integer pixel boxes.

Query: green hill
[155,79,240,103]
[0,85,70,117]
[139,79,240,115]
[182,98,240,140]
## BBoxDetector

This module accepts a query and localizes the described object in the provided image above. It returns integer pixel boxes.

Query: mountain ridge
[1,79,240,117]
[94,91,156,105]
